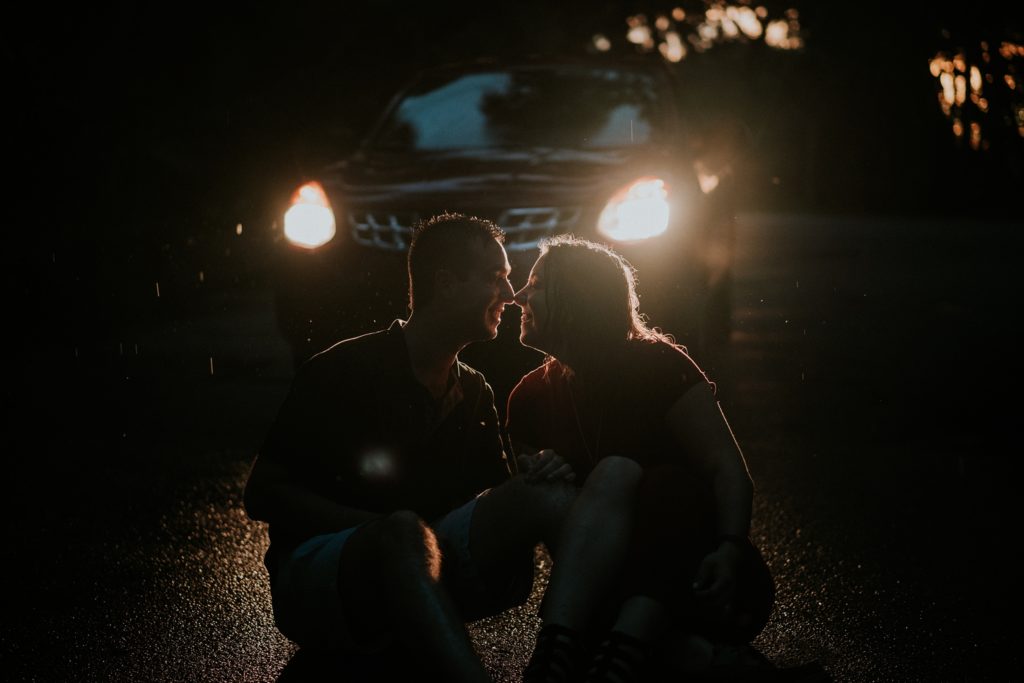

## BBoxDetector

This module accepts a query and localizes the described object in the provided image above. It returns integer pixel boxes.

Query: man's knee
[352,510,442,577]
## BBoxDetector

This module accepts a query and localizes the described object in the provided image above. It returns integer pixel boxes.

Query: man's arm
[244,453,381,538]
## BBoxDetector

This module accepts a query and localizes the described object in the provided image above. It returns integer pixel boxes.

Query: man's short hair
[407,212,506,309]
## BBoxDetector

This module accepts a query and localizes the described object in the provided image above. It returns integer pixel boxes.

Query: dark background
[17,0,1023,314]
[15,0,1023,443]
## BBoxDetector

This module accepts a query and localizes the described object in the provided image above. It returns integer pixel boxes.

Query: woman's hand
[692,541,742,623]
[516,448,576,483]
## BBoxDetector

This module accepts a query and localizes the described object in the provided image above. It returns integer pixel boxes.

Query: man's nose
[500,279,516,303]
[513,286,527,306]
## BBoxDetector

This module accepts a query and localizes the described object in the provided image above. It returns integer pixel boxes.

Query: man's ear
[434,269,456,298]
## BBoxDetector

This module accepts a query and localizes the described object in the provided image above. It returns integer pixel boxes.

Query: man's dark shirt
[260,320,512,564]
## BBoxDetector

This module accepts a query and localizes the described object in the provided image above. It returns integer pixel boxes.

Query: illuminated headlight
[284,181,336,249]
[597,177,670,242]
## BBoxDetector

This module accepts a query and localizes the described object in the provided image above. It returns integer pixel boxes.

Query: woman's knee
[492,475,577,529]
[583,456,643,502]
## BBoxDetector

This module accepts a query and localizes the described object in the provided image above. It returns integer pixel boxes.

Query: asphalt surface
[7,212,1021,681]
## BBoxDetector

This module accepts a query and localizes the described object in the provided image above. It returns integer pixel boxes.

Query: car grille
[350,207,582,252]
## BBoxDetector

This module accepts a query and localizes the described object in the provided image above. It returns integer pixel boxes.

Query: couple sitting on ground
[244,212,775,682]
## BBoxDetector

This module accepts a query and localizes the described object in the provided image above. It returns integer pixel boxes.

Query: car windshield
[371,66,667,152]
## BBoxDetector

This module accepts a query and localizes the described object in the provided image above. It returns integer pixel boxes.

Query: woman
[508,236,774,682]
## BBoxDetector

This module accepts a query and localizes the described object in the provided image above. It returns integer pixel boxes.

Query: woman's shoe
[584,631,652,683]
[523,623,588,683]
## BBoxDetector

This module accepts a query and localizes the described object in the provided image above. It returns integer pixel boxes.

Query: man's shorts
[268,490,535,651]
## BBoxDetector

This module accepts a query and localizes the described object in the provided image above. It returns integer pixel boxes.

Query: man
[244,213,575,682]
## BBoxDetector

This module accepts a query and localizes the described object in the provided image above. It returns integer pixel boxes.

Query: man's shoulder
[455,358,498,404]
[303,325,399,373]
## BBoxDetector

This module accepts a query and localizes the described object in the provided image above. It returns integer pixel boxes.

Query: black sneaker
[584,631,652,683]
[523,623,588,683]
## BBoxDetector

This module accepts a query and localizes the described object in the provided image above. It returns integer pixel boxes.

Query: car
[266,55,738,407]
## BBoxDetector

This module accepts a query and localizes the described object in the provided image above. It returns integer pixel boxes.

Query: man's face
[514,253,551,353]
[449,238,515,342]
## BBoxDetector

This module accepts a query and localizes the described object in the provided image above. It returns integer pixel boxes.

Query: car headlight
[284,181,336,249]
[596,176,670,242]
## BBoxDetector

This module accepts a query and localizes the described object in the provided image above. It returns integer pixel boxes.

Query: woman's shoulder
[510,360,561,399]
[629,340,713,394]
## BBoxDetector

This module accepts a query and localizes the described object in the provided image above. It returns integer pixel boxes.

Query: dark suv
[268,56,737,403]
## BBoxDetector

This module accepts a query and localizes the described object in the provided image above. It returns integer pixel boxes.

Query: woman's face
[514,253,554,353]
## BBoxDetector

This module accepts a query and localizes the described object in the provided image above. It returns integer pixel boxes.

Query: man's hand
[692,542,742,624]
[515,448,576,484]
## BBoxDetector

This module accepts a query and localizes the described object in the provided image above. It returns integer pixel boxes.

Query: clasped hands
[515,448,576,484]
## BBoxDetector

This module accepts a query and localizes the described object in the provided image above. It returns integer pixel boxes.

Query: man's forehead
[477,238,511,270]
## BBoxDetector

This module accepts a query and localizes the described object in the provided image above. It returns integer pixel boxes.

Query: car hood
[326,147,680,204]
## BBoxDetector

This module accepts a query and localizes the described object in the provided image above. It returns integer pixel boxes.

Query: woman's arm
[665,381,754,613]
[665,381,753,539]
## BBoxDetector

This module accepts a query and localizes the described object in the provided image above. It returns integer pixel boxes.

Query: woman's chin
[519,329,547,354]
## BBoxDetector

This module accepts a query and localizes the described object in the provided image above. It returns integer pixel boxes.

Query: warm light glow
[940,72,955,105]
[978,97,989,112]
[732,6,763,39]
[659,31,686,62]
[597,177,670,242]
[969,122,982,150]
[938,92,951,116]
[1006,74,1017,90]
[764,20,789,48]
[999,41,1024,60]
[954,75,967,105]
[698,22,719,41]
[721,17,740,38]
[695,161,720,194]
[929,56,945,78]
[284,181,336,249]
[593,34,611,51]
[952,119,964,137]
[689,32,710,52]
[638,3,792,62]
[626,17,653,48]
[953,54,967,73]
[970,66,982,92]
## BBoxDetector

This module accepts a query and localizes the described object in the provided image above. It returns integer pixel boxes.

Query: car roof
[413,52,677,79]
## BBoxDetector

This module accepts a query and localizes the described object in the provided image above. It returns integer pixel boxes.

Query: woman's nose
[513,287,527,306]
